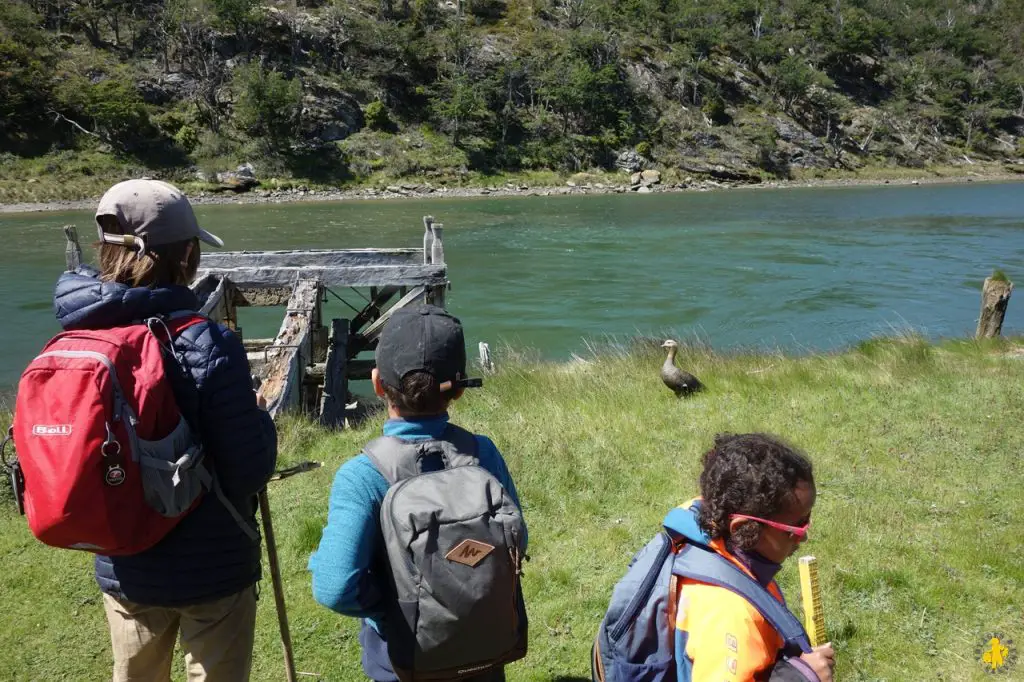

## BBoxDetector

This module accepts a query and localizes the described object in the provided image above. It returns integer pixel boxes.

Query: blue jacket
[54,267,278,606]
[308,415,526,631]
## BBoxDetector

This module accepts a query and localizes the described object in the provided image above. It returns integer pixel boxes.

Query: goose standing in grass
[660,339,703,397]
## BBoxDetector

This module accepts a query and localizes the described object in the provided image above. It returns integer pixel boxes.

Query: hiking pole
[259,487,297,682]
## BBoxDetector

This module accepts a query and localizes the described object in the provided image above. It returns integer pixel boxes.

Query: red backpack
[3,315,253,555]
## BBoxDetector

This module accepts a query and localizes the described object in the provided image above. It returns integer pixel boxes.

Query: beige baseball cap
[95,179,223,252]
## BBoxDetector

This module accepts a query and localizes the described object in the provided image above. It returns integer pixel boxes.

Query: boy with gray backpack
[309,304,528,681]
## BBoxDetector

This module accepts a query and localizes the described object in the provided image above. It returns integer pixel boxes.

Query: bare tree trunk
[977,276,1013,339]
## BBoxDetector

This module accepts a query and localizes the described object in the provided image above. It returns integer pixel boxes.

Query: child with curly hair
[676,432,835,682]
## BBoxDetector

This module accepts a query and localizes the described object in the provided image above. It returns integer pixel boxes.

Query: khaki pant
[102,587,257,682]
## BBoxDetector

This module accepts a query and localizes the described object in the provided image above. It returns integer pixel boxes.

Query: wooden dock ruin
[194,216,449,425]
[65,216,450,427]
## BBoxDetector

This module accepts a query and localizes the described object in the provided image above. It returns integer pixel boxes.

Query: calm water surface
[1,182,1022,387]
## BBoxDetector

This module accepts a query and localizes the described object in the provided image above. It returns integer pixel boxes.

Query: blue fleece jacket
[53,267,278,606]
[308,415,525,630]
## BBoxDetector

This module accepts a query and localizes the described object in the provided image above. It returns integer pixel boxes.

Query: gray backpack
[365,424,528,681]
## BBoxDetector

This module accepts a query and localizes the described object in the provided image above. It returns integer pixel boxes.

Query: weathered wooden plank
[350,286,400,334]
[260,280,321,418]
[319,319,349,428]
[200,248,424,271]
[195,264,447,289]
[196,276,237,326]
[361,286,428,343]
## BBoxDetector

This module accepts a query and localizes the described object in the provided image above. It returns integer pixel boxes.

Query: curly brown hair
[697,433,814,551]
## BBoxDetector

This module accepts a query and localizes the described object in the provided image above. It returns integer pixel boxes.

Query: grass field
[1,336,1023,681]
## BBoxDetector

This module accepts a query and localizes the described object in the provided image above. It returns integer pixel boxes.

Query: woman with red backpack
[49,179,278,681]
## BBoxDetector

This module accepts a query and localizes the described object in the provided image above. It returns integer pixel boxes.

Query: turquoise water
[1,182,1022,387]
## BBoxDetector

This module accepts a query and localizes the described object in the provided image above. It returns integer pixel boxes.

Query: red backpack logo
[4,315,226,555]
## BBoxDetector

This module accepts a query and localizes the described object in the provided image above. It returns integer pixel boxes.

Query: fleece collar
[382,413,451,440]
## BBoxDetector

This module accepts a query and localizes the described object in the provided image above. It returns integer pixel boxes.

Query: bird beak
[661,342,671,348]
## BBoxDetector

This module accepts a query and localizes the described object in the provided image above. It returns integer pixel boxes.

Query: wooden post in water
[428,223,445,308]
[976,272,1013,339]
[64,225,82,272]
[319,318,349,428]
[478,342,495,373]
[423,215,435,265]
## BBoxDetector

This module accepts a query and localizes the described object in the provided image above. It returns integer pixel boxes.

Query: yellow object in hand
[798,556,827,647]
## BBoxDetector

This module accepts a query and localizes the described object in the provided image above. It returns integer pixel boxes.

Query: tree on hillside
[157,0,229,131]
[772,54,827,113]
[429,24,491,146]
[233,62,303,149]
[0,2,57,153]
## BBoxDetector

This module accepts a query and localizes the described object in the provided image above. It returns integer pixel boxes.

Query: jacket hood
[663,500,712,547]
[54,266,199,331]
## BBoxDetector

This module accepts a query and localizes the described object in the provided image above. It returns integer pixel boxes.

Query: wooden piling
[64,226,82,272]
[423,215,435,264]
[479,342,494,373]
[977,272,1013,339]
[428,223,445,308]
[319,318,349,428]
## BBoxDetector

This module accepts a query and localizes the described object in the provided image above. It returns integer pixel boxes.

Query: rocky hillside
[3,0,1024,198]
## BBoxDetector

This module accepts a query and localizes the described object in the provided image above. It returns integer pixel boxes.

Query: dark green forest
[2,0,1024,198]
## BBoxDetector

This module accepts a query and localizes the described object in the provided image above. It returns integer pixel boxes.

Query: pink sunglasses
[729,514,810,539]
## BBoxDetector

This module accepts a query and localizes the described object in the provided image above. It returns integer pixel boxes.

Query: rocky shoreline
[3,170,1022,215]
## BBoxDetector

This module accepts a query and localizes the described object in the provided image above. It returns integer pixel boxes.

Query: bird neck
[665,346,677,363]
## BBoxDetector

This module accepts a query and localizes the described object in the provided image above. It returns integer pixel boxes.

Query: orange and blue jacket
[671,500,810,682]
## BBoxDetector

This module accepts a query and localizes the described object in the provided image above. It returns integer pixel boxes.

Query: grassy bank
[1,336,1023,680]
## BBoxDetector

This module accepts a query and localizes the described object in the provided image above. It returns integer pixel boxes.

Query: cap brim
[198,229,224,248]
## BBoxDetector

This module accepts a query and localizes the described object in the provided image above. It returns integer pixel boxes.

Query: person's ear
[371,368,387,398]
[182,241,195,266]
[729,516,755,536]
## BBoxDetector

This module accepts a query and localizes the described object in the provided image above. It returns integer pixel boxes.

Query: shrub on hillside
[365,100,395,132]
[232,62,302,148]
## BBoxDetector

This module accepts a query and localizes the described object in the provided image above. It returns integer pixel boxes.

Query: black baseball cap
[376,304,482,392]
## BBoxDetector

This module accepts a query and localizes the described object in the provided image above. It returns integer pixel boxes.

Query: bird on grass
[660,339,703,397]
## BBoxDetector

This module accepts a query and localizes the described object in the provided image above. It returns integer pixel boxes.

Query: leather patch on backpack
[446,539,495,567]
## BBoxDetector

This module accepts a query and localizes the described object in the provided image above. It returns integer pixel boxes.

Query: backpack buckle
[101,423,126,487]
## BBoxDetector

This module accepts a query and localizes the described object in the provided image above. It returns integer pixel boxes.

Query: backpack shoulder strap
[364,436,422,485]
[364,423,480,485]
[438,423,479,468]
[672,545,812,654]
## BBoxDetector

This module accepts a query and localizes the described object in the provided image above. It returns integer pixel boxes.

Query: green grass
[2,336,1024,680]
